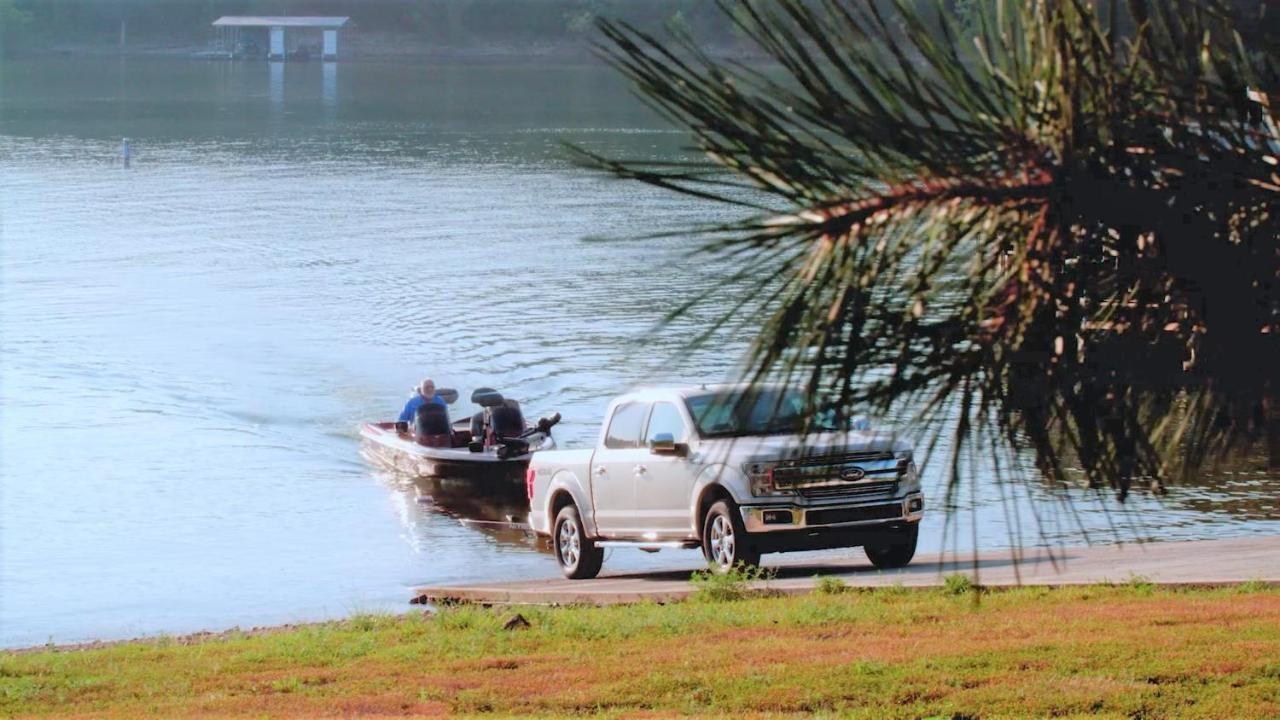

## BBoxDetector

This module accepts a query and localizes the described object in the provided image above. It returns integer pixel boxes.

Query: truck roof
[611,382,796,405]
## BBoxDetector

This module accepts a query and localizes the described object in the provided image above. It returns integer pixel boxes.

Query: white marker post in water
[121,138,131,168]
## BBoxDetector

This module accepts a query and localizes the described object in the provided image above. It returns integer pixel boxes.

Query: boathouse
[211,16,349,60]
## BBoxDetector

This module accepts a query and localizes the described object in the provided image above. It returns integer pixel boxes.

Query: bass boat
[360,387,559,484]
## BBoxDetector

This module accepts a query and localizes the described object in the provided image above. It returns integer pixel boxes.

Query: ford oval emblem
[840,466,866,481]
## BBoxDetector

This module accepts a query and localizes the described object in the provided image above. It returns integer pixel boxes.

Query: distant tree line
[1,0,1273,64]
[0,0,740,51]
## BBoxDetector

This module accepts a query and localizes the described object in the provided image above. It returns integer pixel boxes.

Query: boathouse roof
[212,16,350,28]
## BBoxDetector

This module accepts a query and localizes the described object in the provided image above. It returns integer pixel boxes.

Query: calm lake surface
[2,58,1277,648]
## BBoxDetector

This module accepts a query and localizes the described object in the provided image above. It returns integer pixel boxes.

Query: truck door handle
[634,465,648,475]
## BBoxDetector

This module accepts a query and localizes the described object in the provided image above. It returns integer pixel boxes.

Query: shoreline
[5,39,764,64]
[14,578,1278,658]
[4,617,391,657]
[413,533,1280,607]
[9,533,1278,655]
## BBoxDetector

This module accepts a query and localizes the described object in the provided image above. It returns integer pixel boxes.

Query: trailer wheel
[554,504,603,579]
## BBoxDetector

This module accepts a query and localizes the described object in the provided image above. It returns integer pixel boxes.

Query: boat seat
[471,388,505,408]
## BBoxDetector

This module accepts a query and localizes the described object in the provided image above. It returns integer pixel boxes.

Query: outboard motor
[490,399,525,442]
[488,399,531,460]
[462,387,557,456]
[414,402,452,448]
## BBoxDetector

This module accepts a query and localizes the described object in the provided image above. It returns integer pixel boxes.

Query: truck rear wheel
[554,504,603,579]
[864,523,918,569]
[702,499,760,572]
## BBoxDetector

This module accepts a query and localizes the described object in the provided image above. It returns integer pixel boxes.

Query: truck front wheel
[864,523,918,569]
[702,499,760,572]
[554,504,603,579]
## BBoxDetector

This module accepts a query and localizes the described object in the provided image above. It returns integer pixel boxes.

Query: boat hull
[359,422,546,486]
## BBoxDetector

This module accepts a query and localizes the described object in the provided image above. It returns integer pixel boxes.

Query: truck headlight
[894,451,920,492]
[743,462,776,496]
[894,450,915,476]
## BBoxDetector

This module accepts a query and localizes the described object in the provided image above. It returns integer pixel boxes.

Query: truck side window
[604,402,648,449]
[645,402,688,443]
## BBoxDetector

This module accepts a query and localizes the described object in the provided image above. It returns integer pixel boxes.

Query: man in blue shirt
[399,378,447,423]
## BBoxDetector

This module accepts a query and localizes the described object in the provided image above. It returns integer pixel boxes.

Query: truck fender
[544,469,600,538]
[687,463,750,538]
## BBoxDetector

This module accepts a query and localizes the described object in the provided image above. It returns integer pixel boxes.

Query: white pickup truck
[526,384,924,578]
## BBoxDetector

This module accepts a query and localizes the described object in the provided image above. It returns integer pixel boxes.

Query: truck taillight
[525,467,537,501]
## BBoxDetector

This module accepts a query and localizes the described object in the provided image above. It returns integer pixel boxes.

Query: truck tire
[701,499,760,572]
[864,523,918,569]
[554,504,603,580]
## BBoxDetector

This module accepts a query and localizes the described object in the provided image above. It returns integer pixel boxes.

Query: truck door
[636,401,697,537]
[589,401,650,536]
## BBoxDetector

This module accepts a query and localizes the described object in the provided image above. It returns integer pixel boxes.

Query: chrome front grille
[779,451,896,467]
[771,451,904,496]
[796,480,899,499]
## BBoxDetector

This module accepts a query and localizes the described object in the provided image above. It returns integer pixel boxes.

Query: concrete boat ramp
[413,534,1280,606]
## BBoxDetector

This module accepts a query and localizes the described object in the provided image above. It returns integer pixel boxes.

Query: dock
[413,534,1280,605]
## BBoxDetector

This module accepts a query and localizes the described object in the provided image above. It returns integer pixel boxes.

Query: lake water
[2,58,1277,648]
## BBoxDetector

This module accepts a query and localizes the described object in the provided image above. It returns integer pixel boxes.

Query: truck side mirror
[648,433,687,456]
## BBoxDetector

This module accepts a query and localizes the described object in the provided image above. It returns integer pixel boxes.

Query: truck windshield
[684,388,840,438]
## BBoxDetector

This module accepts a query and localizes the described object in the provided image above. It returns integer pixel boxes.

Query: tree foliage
[0,0,32,53]
[588,0,1280,498]
[1,0,761,47]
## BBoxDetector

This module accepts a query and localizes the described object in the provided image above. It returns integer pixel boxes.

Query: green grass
[2,584,1278,718]
[814,575,849,595]
[688,562,775,602]
[943,573,977,596]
